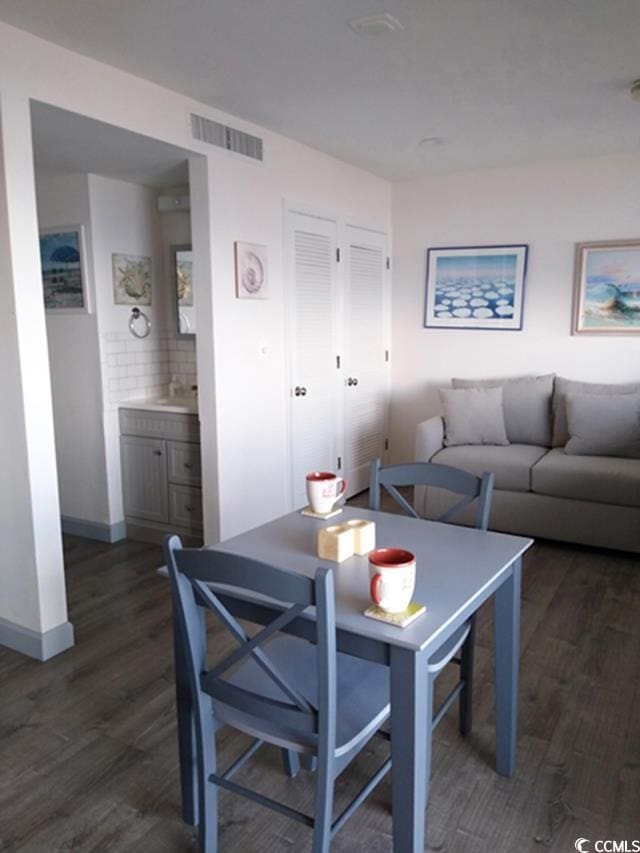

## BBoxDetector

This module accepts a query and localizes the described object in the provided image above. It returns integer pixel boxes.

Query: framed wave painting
[573,239,640,335]
[424,244,528,330]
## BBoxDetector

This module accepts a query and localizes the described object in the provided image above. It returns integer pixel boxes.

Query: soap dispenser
[168,375,184,398]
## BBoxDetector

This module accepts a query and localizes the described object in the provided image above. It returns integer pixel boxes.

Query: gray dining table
[172,505,532,853]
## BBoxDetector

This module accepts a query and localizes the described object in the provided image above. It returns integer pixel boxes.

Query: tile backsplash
[168,337,198,393]
[101,330,197,407]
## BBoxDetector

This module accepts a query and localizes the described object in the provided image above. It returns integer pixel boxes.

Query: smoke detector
[631,80,640,102]
[348,12,404,36]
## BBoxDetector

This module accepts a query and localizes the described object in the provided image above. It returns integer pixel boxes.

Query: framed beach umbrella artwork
[39,225,90,312]
[573,239,640,335]
[424,244,528,330]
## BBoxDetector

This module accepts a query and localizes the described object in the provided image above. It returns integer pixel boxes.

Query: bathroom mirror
[172,244,196,336]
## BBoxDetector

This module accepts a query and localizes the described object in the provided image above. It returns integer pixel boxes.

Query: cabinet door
[343,226,390,495]
[120,436,168,522]
[286,210,341,509]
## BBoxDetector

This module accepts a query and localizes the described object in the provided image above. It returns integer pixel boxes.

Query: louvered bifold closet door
[343,226,390,495]
[286,211,340,509]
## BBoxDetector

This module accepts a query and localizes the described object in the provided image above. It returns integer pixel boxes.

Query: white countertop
[120,397,198,415]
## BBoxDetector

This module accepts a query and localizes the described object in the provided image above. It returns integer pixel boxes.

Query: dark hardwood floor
[1,504,639,852]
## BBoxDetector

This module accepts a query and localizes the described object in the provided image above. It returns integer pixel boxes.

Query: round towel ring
[129,307,151,339]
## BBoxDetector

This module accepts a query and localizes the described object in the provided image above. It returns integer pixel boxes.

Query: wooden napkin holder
[317,519,376,563]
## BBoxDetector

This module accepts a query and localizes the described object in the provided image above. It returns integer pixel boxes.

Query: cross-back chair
[164,535,392,853]
[369,458,495,736]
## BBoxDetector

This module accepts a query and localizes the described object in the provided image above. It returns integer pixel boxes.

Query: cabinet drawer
[167,441,201,486]
[169,484,203,530]
[120,408,200,442]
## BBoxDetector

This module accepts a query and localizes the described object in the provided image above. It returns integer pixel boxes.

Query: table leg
[494,556,521,777]
[390,645,432,853]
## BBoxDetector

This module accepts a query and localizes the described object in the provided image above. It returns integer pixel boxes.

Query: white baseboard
[0,616,75,661]
[61,515,126,543]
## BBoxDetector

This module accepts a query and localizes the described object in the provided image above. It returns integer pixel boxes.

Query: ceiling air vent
[190,113,263,162]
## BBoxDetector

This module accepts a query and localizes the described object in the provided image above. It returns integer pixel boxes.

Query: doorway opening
[31,101,212,595]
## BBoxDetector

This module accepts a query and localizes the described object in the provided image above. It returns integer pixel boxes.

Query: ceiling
[3,0,640,179]
[31,102,190,188]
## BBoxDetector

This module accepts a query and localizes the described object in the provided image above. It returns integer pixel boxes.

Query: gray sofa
[414,375,640,553]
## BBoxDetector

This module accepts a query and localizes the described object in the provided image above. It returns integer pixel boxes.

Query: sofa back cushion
[552,377,640,447]
[564,393,640,459]
[452,374,554,446]
[439,387,509,447]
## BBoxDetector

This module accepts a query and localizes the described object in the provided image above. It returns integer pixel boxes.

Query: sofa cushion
[452,374,554,446]
[531,448,640,507]
[565,393,640,459]
[432,444,548,492]
[552,377,640,447]
[439,387,509,447]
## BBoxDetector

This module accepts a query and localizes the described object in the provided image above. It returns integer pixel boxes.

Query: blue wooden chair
[164,535,392,853]
[369,458,495,736]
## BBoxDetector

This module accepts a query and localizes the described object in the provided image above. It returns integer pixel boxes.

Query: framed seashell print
[235,241,268,299]
[112,253,152,305]
[572,239,640,335]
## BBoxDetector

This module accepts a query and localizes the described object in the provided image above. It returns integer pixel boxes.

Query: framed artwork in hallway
[40,225,90,312]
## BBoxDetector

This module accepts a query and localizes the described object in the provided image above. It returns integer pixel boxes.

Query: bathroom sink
[123,397,198,414]
[154,396,198,412]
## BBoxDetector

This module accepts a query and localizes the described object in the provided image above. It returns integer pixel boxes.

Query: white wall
[207,146,391,537]
[390,153,640,462]
[90,174,167,342]
[0,11,390,645]
[37,171,180,529]
[36,172,110,525]
[0,92,68,639]
[88,174,168,523]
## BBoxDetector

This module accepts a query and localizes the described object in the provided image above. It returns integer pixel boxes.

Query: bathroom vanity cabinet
[119,406,203,544]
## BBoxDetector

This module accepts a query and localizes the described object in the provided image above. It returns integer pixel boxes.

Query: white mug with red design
[369,548,416,614]
[306,471,347,515]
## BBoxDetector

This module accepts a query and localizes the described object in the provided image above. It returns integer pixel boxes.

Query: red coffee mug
[306,471,347,514]
[369,548,416,613]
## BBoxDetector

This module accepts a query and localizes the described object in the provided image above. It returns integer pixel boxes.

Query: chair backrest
[164,535,336,754]
[369,459,494,530]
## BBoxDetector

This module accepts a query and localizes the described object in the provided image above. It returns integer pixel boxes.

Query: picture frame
[572,239,640,335]
[40,225,90,313]
[235,241,268,299]
[112,253,152,306]
[424,244,528,331]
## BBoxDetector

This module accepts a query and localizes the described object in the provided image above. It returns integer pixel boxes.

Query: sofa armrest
[415,416,445,463]
[414,416,445,518]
